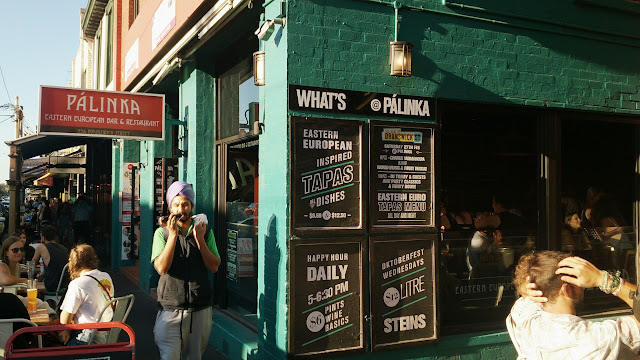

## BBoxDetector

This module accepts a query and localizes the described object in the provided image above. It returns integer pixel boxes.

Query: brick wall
[288,0,640,114]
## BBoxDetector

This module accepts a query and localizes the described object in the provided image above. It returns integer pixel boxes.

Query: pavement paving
[108,269,228,360]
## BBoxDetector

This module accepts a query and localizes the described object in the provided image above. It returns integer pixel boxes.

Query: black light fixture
[253,51,265,86]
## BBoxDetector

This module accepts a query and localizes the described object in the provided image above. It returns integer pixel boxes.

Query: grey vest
[157,226,212,311]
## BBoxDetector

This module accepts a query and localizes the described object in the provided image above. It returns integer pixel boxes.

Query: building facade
[98,0,640,359]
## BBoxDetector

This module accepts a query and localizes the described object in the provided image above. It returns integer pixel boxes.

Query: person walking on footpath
[152,181,221,360]
[72,194,93,245]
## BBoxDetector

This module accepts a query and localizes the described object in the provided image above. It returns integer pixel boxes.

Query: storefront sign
[370,121,434,231]
[291,117,363,233]
[226,230,238,281]
[153,158,178,225]
[39,85,164,140]
[125,39,139,82]
[370,237,437,349]
[289,85,434,120]
[121,163,140,261]
[152,0,176,50]
[290,239,364,356]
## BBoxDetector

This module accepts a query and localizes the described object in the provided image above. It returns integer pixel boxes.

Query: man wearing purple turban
[151,181,221,360]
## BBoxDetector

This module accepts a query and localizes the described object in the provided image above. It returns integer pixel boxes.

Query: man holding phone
[151,181,221,360]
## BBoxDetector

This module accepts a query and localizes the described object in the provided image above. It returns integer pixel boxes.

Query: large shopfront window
[439,104,639,333]
[440,108,539,333]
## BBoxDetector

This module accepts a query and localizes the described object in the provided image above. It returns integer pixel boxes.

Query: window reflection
[225,138,259,323]
[561,119,637,315]
[218,58,259,139]
[439,110,538,333]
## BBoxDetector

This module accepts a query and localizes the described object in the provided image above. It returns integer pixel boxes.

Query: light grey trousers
[154,306,213,360]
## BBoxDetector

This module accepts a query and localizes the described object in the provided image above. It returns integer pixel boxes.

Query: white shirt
[60,269,114,343]
[507,297,640,360]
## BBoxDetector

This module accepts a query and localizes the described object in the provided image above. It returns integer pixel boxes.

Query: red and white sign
[125,39,139,81]
[152,0,176,50]
[39,85,164,140]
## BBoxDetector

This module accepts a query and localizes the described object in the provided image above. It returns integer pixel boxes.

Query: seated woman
[560,212,591,252]
[0,236,29,286]
[59,244,114,346]
[12,229,36,262]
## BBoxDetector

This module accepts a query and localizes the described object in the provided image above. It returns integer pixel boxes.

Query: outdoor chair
[43,263,69,310]
[0,318,41,359]
[87,294,135,344]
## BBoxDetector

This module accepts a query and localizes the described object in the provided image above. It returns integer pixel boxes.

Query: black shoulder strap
[85,274,115,311]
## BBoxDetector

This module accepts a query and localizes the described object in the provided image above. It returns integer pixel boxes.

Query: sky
[0,0,88,183]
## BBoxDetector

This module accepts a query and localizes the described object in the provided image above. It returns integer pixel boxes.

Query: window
[105,4,113,86]
[129,0,139,27]
[223,138,259,323]
[215,52,260,326]
[560,118,637,315]
[439,105,539,333]
[95,27,102,89]
[217,58,259,139]
[438,103,639,334]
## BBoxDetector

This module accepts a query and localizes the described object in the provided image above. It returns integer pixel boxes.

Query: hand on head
[524,276,548,303]
[555,256,602,289]
[523,256,602,303]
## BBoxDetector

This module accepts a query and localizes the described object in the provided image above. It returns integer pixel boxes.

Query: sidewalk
[108,269,228,360]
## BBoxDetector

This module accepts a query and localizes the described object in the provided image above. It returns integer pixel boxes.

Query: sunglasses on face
[9,247,25,254]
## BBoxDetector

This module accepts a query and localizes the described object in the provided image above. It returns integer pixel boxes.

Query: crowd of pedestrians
[0,182,221,360]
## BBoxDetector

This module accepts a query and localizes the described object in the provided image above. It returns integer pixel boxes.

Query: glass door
[217,136,259,325]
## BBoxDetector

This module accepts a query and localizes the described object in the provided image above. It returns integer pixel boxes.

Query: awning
[5,134,101,160]
[34,172,53,182]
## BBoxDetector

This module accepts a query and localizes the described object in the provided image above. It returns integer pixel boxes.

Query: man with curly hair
[508,251,640,359]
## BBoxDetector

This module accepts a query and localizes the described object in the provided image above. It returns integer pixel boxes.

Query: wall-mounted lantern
[389,41,412,77]
[253,51,265,86]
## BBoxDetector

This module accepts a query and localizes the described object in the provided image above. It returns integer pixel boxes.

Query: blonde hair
[68,244,100,280]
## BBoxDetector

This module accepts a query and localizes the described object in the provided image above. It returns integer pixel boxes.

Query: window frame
[214,135,260,331]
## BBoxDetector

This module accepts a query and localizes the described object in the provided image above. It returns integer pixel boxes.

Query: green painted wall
[287,0,640,114]
[137,139,155,291]
[256,1,291,359]
[181,61,216,218]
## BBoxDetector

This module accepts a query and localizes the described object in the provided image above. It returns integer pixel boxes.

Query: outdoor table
[28,309,51,326]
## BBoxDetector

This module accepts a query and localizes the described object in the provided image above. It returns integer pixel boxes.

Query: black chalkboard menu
[290,239,364,356]
[370,236,437,349]
[153,157,178,226]
[369,121,434,232]
[291,117,363,234]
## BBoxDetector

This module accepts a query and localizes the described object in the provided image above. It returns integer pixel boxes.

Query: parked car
[0,204,6,236]
[0,215,5,236]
